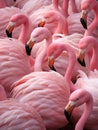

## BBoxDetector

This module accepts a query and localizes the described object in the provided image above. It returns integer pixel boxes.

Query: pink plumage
[10,71,70,130]
[0,38,33,97]
[0,99,46,130]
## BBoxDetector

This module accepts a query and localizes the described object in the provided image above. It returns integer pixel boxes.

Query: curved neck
[75,93,93,130]
[52,0,59,11]
[55,13,68,36]
[63,45,76,92]
[62,0,69,16]
[0,0,6,8]
[18,16,32,44]
[34,36,52,71]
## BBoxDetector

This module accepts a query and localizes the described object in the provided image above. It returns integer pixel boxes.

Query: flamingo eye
[13,0,16,1]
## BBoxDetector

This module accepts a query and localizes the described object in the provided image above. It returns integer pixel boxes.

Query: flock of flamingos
[0,0,98,130]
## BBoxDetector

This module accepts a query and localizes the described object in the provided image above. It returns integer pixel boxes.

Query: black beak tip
[6,30,12,38]
[64,109,71,122]
[49,65,57,71]
[77,58,86,67]
[25,44,32,56]
[80,18,87,29]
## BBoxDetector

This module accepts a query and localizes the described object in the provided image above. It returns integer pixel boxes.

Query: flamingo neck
[18,18,32,44]
[62,0,69,16]
[0,0,6,8]
[52,0,59,11]
[34,37,52,71]
[75,93,93,130]
[63,45,76,92]
[54,12,68,36]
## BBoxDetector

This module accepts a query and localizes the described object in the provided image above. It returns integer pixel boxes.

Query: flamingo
[0,6,22,38]
[77,36,98,71]
[80,0,98,36]
[38,10,68,38]
[71,69,98,130]
[6,12,33,44]
[64,88,93,130]
[47,42,78,92]
[25,27,52,72]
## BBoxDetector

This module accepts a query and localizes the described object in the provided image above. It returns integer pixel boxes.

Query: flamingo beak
[38,18,46,27]
[77,49,86,67]
[48,56,56,71]
[6,22,16,38]
[80,10,88,29]
[64,101,76,122]
[25,38,36,56]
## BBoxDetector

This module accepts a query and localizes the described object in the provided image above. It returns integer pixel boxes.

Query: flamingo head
[80,0,98,29]
[25,38,36,56]
[48,56,56,71]
[80,9,88,29]
[77,49,86,67]
[6,22,16,38]
[64,101,76,122]
[38,18,46,27]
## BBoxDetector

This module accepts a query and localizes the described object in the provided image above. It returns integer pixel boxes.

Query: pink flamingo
[77,36,98,71]
[38,10,68,37]
[52,0,78,17]
[0,6,21,39]
[47,42,78,92]
[80,0,98,36]
[6,12,33,44]
[72,69,98,130]
[25,27,52,72]
[64,88,93,130]
[0,13,36,98]
[10,70,70,130]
